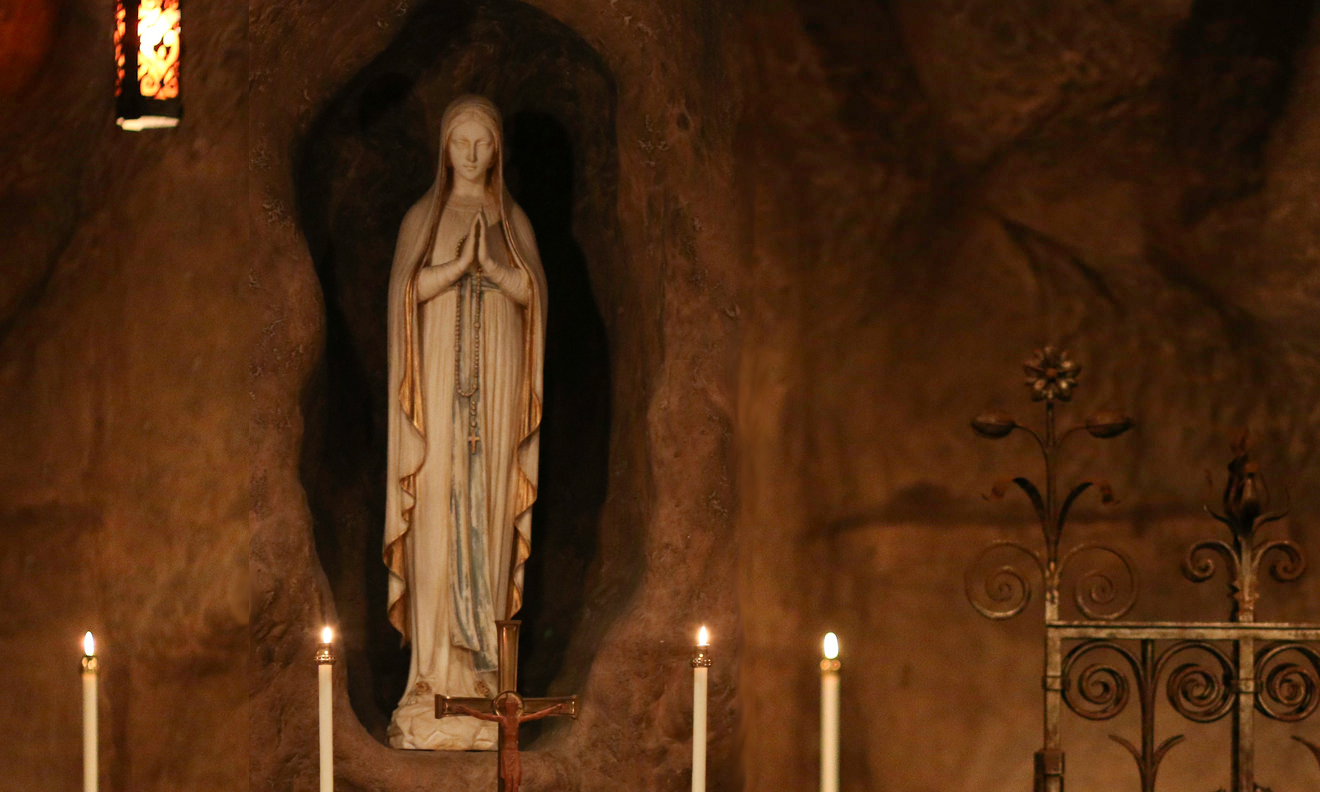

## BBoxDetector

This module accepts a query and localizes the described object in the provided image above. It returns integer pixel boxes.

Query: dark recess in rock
[1167,0,1317,220]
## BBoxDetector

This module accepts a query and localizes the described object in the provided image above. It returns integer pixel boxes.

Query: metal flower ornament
[1024,346,1080,402]
[1187,431,1305,623]
[967,346,1137,622]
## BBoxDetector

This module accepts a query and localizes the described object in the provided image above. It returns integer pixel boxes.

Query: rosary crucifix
[436,621,579,792]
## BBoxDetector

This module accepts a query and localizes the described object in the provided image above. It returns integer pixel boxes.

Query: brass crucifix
[437,621,579,792]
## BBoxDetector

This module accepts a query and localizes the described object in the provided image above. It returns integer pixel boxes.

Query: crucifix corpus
[437,620,579,792]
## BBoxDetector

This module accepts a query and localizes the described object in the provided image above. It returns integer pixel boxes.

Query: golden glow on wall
[114,0,182,130]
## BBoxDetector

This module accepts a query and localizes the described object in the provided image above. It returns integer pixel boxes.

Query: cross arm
[520,696,580,720]
[436,695,496,719]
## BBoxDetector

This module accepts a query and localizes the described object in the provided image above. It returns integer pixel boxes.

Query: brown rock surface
[0,1,248,791]
[4,1,1319,791]
[0,0,58,97]
[736,2,1320,790]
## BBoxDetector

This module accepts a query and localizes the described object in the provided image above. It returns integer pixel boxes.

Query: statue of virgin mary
[382,95,547,751]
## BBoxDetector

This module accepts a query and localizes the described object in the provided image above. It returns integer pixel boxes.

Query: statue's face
[447,119,496,183]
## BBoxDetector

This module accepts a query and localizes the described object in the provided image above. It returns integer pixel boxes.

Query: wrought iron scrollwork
[1183,538,1239,585]
[1062,640,1135,721]
[968,347,1134,623]
[966,349,1319,792]
[1059,543,1139,621]
[1255,642,1320,722]
[1162,641,1235,724]
[1190,432,1306,621]
[964,541,1044,620]
[1254,539,1306,584]
[1062,639,1239,789]
[1294,736,1320,773]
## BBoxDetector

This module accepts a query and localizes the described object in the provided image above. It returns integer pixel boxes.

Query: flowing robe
[384,188,546,751]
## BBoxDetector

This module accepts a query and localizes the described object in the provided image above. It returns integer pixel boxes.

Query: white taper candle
[692,626,711,792]
[317,627,334,792]
[821,632,840,792]
[81,631,98,792]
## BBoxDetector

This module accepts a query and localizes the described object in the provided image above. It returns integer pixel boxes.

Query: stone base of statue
[389,689,497,750]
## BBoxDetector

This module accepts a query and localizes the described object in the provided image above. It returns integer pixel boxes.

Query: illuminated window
[114,0,182,130]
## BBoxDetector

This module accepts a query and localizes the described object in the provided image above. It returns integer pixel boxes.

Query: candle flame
[823,632,839,660]
[697,626,709,647]
[83,631,96,657]
[321,626,333,644]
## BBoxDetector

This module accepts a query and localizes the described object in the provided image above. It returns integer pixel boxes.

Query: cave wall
[0,0,248,790]
[3,1,1319,791]
[735,1,1320,790]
